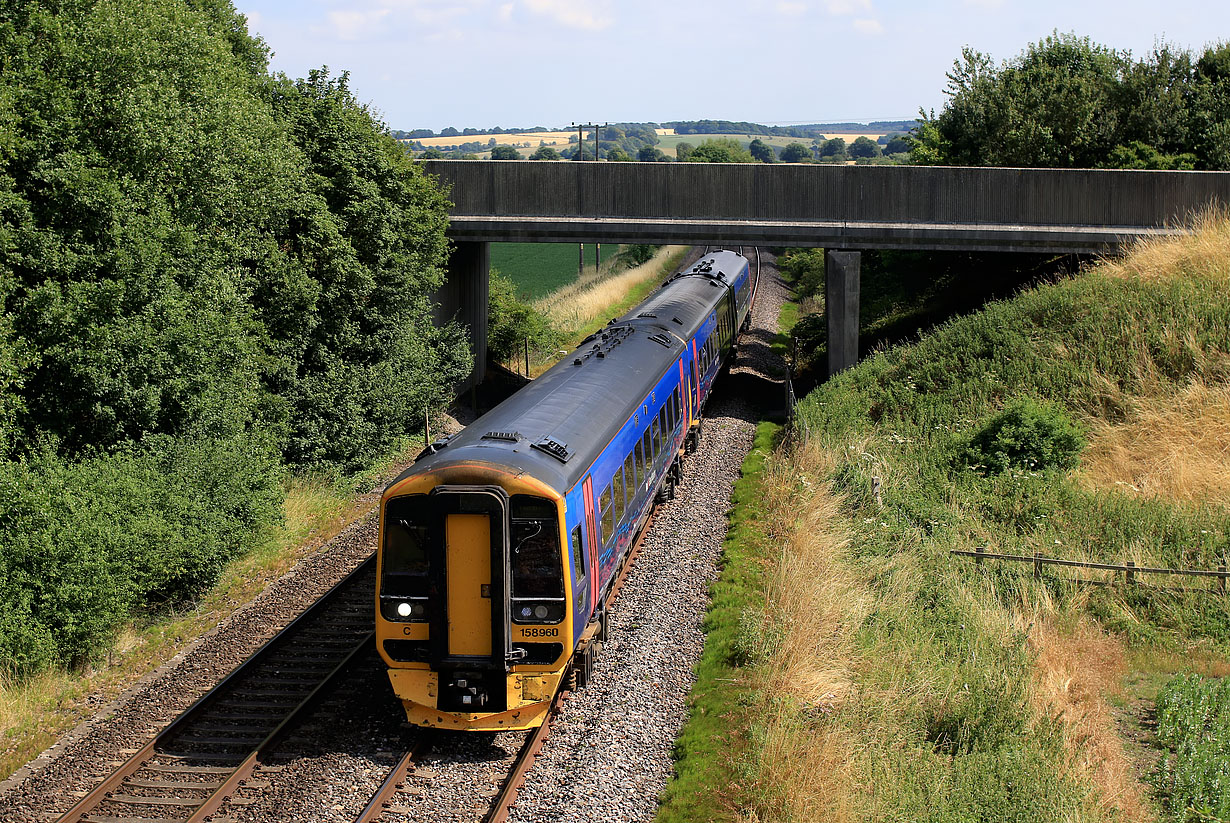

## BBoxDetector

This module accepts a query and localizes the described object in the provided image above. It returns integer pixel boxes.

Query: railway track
[54,558,377,823]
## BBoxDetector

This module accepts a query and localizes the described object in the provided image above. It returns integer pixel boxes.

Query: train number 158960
[520,627,559,638]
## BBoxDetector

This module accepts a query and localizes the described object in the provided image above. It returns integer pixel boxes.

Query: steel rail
[55,555,376,823]
[353,735,435,823]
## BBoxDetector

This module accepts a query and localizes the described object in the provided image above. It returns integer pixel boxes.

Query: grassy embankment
[662,218,1230,822]
[0,243,688,783]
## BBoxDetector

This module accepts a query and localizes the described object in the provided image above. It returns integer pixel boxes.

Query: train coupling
[447,673,489,708]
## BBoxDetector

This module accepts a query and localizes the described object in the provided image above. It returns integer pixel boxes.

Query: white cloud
[243,9,263,30]
[776,2,808,15]
[825,0,872,15]
[853,16,883,33]
[498,2,515,21]
[522,0,613,30]
[328,8,391,40]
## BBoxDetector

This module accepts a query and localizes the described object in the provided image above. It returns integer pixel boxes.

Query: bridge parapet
[422,160,1230,253]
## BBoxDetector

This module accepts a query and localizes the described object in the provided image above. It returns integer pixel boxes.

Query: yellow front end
[375,463,575,731]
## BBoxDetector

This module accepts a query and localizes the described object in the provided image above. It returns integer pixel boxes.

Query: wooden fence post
[1218,565,1226,595]
[1033,551,1042,580]
[1125,560,1136,586]
[975,546,984,566]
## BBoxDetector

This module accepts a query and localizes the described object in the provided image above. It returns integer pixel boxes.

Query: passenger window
[600,484,613,546]
[612,466,625,525]
[642,429,653,469]
[571,525,585,582]
[651,418,661,460]
[658,406,668,443]
[635,440,645,490]
[623,452,636,505]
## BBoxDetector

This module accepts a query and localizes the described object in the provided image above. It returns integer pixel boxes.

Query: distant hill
[394,119,918,140]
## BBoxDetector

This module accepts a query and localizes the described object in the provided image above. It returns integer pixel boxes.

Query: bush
[487,269,560,364]
[1153,673,1230,822]
[965,397,1086,474]
[0,432,283,675]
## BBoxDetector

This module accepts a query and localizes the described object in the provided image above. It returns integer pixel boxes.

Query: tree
[779,142,812,162]
[884,134,912,155]
[849,136,882,159]
[440,126,460,137]
[490,145,522,160]
[420,147,445,159]
[686,138,753,163]
[530,145,560,160]
[749,138,776,163]
[819,137,847,157]
[638,145,667,162]
[676,142,694,161]
[605,147,631,162]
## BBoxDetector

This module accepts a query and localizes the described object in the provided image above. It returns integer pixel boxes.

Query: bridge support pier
[825,249,861,377]
[435,241,489,391]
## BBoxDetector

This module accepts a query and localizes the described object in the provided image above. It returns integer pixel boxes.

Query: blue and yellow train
[375,250,755,730]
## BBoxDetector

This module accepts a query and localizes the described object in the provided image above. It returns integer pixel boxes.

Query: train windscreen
[381,495,431,621]
[510,495,564,623]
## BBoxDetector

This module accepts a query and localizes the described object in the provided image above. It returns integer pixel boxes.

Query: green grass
[657,421,781,823]
[780,224,1230,819]
[1153,673,1230,821]
[490,242,587,299]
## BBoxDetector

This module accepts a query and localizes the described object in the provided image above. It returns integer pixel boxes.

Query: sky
[236,0,1229,132]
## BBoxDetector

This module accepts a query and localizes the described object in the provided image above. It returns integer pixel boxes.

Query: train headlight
[397,602,413,617]
[520,606,533,618]
[534,605,549,619]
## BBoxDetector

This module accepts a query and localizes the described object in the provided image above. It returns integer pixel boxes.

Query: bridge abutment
[435,240,490,390]
[825,249,861,377]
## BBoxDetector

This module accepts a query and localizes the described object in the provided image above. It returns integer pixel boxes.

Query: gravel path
[506,249,787,823]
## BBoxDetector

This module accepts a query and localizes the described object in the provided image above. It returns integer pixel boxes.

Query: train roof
[393,251,749,496]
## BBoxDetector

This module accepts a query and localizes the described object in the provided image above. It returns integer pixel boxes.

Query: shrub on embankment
[0,1,466,676]
[719,217,1230,821]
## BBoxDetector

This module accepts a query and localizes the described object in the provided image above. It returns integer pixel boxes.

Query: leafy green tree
[676,142,694,161]
[605,147,631,162]
[884,134,912,155]
[686,138,753,163]
[749,138,776,163]
[530,145,560,160]
[1105,141,1197,170]
[491,145,522,159]
[420,147,445,159]
[779,142,813,162]
[849,136,882,158]
[819,137,847,157]
[638,145,667,162]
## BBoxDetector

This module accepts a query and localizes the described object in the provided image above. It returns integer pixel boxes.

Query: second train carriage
[375,250,754,730]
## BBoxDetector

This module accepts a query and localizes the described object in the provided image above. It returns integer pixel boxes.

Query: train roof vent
[648,333,672,347]
[481,431,520,443]
[531,436,572,463]
[637,311,657,318]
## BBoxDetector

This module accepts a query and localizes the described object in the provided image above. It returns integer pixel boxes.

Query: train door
[581,476,600,591]
[426,486,511,672]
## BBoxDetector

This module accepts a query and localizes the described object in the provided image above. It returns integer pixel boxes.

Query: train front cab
[376,468,576,731]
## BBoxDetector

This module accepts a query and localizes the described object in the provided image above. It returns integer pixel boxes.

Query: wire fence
[951,547,1229,594]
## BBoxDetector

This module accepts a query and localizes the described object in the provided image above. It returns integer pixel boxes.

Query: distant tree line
[913,33,1230,169]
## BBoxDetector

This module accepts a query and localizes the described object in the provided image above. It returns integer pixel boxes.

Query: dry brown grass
[1024,616,1155,822]
[1079,380,1230,508]
[1101,208,1230,285]
[744,439,871,822]
[534,245,685,333]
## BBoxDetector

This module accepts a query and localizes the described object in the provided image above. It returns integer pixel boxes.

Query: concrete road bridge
[423,160,1230,384]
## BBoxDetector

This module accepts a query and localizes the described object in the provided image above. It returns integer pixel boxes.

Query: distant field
[490,242,585,299]
[412,130,576,149]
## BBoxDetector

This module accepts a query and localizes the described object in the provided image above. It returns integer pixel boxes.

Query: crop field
[410,130,577,149]
[490,242,586,299]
